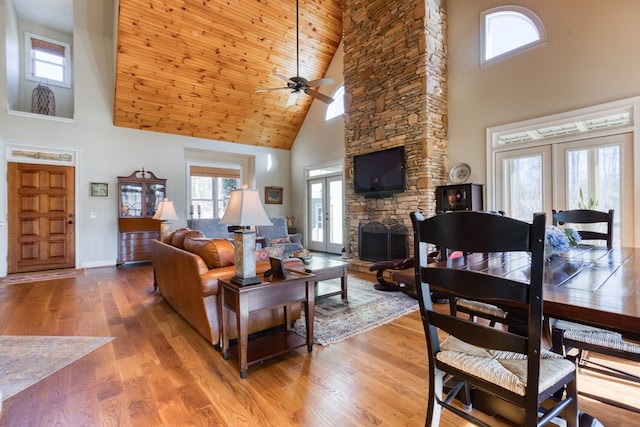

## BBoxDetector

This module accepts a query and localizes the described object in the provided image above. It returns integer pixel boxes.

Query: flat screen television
[353,146,406,198]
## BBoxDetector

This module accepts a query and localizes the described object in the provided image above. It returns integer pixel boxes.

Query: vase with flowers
[545,225,581,260]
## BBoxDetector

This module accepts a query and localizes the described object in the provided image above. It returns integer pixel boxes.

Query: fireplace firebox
[359,222,409,261]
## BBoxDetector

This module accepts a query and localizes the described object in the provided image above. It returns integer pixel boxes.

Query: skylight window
[481,6,546,65]
[325,85,345,121]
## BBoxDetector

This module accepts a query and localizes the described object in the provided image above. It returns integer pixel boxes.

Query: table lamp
[152,198,179,239]
[220,186,273,285]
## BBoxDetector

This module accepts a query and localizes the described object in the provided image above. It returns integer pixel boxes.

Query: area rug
[0,335,114,401]
[0,269,86,286]
[293,275,419,345]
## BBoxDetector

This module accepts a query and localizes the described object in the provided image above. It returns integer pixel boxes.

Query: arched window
[481,6,546,65]
[325,85,345,121]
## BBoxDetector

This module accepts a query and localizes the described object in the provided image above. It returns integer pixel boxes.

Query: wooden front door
[7,162,76,273]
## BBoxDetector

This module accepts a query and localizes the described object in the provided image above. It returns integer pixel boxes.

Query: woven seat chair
[551,209,640,413]
[411,210,578,427]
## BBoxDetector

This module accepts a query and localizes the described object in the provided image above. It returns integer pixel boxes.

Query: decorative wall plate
[449,162,471,184]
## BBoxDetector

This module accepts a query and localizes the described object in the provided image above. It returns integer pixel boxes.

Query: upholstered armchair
[187,219,234,239]
[256,217,303,256]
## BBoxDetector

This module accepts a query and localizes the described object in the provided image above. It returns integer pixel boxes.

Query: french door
[495,133,633,246]
[307,175,343,254]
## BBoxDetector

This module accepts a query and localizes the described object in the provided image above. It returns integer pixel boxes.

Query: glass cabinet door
[120,182,143,217]
[145,183,165,217]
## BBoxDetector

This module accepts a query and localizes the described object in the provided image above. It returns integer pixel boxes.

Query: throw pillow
[255,245,285,262]
[270,237,291,244]
[184,237,235,269]
[172,228,204,249]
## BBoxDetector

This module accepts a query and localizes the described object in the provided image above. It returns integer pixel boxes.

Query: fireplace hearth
[359,222,409,262]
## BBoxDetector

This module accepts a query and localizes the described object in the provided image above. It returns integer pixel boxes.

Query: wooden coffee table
[303,257,349,302]
[220,270,315,378]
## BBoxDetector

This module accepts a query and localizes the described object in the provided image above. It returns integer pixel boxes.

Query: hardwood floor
[0,265,638,426]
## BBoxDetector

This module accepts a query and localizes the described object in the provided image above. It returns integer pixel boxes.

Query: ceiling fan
[256,0,335,106]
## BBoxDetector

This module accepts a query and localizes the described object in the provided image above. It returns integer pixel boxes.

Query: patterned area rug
[0,269,85,286]
[293,275,419,345]
[0,335,114,401]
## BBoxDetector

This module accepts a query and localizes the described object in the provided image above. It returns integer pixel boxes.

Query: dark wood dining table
[442,245,640,341]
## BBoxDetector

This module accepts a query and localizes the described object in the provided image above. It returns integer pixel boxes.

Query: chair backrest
[410,211,547,402]
[552,209,614,249]
[255,217,288,239]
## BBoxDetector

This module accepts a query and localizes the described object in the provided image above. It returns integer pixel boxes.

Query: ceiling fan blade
[287,91,300,107]
[305,77,335,87]
[305,88,335,104]
[273,74,292,83]
[255,87,288,93]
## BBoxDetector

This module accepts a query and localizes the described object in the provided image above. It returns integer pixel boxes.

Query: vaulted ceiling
[113,0,343,150]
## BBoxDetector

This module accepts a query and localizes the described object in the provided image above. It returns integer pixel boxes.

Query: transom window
[189,166,240,219]
[325,85,345,121]
[481,6,546,65]
[25,32,71,88]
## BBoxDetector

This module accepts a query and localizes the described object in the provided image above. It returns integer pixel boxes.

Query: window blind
[31,37,65,57]
[190,166,240,179]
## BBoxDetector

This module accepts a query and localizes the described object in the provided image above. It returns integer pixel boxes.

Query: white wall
[447,0,640,185]
[290,42,345,242]
[0,0,291,274]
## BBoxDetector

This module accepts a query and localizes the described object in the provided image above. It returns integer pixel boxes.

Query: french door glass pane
[310,182,324,243]
[328,179,343,244]
[565,144,621,242]
[503,155,543,221]
[566,145,620,211]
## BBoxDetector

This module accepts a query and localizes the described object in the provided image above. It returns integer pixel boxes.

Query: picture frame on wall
[265,186,283,204]
[90,182,109,197]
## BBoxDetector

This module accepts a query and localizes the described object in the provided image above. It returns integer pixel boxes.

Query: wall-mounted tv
[353,146,406,198]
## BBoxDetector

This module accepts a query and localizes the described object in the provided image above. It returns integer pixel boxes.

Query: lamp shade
[220,188,272,227]
[152,199,179,221]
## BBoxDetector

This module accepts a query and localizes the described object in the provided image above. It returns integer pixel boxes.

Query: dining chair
[411,210,578,427]
[551,321,640,413]
[550,208,640,413]
[442,211,526,333]
[552,209,614,249]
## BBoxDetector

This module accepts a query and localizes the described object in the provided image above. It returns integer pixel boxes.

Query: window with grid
[25,32,71,88]
[190,166,241,219]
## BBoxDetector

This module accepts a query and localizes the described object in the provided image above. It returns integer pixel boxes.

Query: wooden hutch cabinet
[117,169,166,267]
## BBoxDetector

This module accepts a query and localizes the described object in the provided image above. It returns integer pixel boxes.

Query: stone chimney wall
[343,0,448,259]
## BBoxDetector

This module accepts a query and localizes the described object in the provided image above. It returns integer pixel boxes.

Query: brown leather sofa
[151,228,305,347]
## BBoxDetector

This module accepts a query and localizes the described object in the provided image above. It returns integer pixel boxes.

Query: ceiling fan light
[287,91,299,107]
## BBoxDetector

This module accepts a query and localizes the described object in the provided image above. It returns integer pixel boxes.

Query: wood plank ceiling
[113,0,343,150]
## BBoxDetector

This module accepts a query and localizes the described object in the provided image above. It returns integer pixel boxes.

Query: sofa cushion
[184,237,235,269]
[172,228,204,249]
[255,245,285,262]
[162,230,176,244]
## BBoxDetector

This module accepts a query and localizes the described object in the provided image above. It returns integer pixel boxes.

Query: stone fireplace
[343,0,448,261]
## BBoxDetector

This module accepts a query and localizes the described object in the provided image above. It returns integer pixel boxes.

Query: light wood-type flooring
[0,264,638,426]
